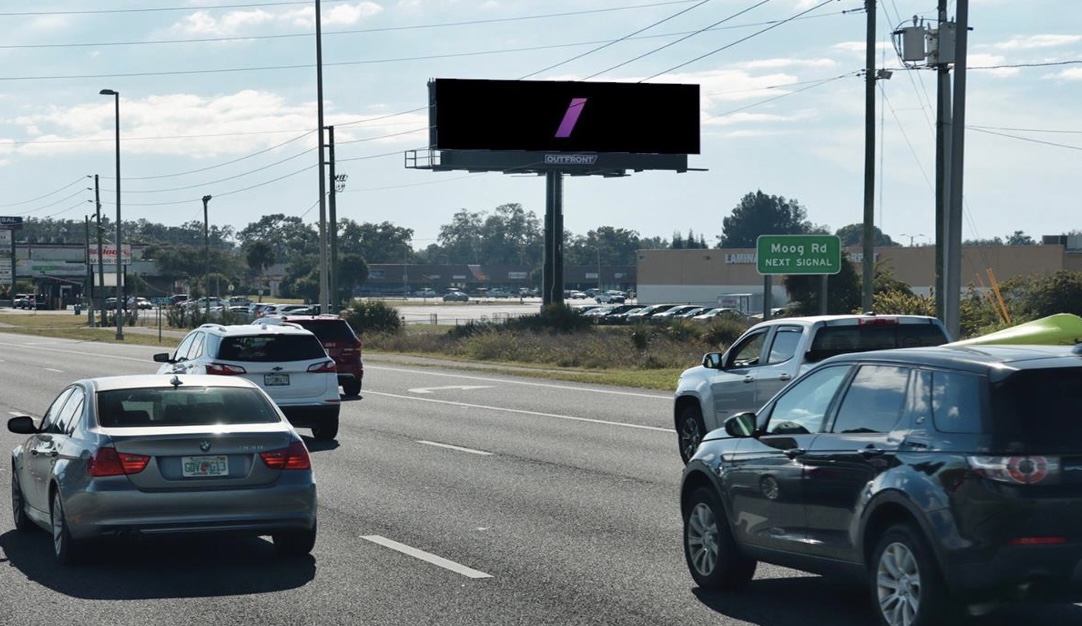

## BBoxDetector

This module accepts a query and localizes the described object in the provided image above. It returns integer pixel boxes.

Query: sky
[0,0,1078,252]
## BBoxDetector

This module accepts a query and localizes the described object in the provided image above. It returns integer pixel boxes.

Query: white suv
[153,323,341,440]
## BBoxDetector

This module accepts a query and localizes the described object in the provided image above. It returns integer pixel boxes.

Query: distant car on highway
[8,374,318,565]
[413,288,437,298]
[442,290,469,302]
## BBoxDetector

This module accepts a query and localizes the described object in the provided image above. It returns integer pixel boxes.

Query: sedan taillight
[89,447,150,477]
[968,455,1061,485]
[307,360,337,373]
[260,441,312,470]
[207,362,247,375]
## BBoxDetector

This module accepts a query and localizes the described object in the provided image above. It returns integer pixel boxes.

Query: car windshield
[97,386,281,427]
[991,368,1082,453]
[218,334,327,362]
[288,319,356,342]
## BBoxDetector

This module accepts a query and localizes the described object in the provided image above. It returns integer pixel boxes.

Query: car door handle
[860,447,886,458]
[778,373,792,381]
[785,448,806,459]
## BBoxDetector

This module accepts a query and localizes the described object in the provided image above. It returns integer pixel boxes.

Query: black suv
[681,343,1082,626]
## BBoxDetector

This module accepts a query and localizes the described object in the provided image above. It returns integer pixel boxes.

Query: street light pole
[100,89,123,340]
[202,195,212,319]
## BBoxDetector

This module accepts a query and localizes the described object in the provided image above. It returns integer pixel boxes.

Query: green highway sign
[756,234,842,275]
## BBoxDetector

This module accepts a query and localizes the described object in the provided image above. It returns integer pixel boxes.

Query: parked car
[413,288,437,298]
[442,290,469,302]
[8,374,317,565]
[12,293,32,309]
[153,323,341,440]
[257,314,364,397]
[681,343,1082,625]
[651,305,704,322]
[625,303,680,323]
[690,307,747,323]
[673,314,951,463]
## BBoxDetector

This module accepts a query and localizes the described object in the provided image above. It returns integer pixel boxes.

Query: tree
[335,253,369,302]
[719,191,820,248]
[835,223,896,247]
[564,226,643,266]
[964,236,1004,246]
[1000,270,1082,321]
[783,252,862,315]
[237,214,317,261]
[337,219,413,263]
[437,209,485,263]
[1005,230,1035,246]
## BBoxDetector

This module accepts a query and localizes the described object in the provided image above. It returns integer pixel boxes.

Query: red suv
[258,314,364,396]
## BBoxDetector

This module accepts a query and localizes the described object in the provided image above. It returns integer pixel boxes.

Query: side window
[727,330,769,369]
[173,333,196,361]
[187,332,206,360]
[766,326,802,364]
[831,365,911,434]
[931,371,983,434]
[41,387,76,433]
[764,365,850,435]
[54,387,85,435]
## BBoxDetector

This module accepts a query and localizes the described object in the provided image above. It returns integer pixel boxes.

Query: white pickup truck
[672,314,952,463]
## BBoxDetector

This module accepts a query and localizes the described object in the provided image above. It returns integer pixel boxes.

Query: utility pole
[327,125,338,310]
[84,216,93,326]
[945,0,969,339]
[861,0,877,313]
[314,0,330,314]
[203,195,212,319]
[94,175,105,327]
[934,0,952,322]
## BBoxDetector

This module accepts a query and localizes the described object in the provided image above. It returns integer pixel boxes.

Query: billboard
[0,216,23,230]
[89,244,132,265]
[429,79,699,155]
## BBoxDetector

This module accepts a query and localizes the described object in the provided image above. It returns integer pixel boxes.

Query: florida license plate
[182,455,229,478]
[264,373,290,386]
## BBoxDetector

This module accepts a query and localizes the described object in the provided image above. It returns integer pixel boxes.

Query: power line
[100,163,317,207]
[969,127,1082,152]
[0,1,700,48]
[101,147,317,194]
[643,0,841,80]
[0,177,87,208]
[518,0,717,80]
[21,188,92,215]
[701,72,857,120]
[585,0,774,80]
[968,124,1082,134]
[0,0,354,17]
[104,131,316,181]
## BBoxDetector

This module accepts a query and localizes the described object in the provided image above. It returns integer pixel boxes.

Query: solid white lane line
[364,390,672,433]
[361,535,493,579]
[369,365,669,400]
[44,368,64,373]
[416,440,493,456]
[0,339,150,363]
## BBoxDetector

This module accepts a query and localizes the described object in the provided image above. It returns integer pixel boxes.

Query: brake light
[858,317,898,326]
[260,441,311,470]
[307,360,337,373]
[206,362,246,375]
[968,455,1061,485]
[89,447,150,477]
[1008,537,1067,546]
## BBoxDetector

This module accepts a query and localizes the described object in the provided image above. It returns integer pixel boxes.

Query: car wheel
[274,520,317,557]
[342,378,361,397]
[311,412,339,441]
[677,404,707,464]
[51,490,80,566]
[870,523,955,626]
[11,471,34,532]
[683,487,756,590]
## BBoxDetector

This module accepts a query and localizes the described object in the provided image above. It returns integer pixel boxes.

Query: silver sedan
[8,374,318,565]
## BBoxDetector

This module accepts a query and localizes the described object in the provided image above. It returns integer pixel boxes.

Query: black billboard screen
[430,79,699,155]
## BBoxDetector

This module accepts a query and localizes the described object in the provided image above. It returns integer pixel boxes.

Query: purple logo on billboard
[555,97,588,138]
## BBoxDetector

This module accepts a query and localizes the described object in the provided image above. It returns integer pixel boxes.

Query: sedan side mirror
[153,353,173,363]
[7,415,37,434]
[701,352,724,369]
[724,412,758,438]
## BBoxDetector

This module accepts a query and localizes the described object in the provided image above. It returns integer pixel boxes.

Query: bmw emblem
[199,440,211,452]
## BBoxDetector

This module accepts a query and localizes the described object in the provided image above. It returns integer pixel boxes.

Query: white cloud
[172,2,382,35]
[1047,67,1082,80]
[967,53,1020,77]
[832,41,894,57]
[703,111,809,127]
[994,34,1082,50]
[739,58,837,70]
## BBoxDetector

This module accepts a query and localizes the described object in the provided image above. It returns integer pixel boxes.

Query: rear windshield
[991,369,1082,453]
[287,319,357,342]
[217,334,327,362]
[808,324,948,362]
[97,386,281,427]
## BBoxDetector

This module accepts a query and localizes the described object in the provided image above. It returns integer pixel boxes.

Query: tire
[311,412,339,441]
[870,523,956,626]
[51,490,80,566]
[341,378,361,397]
[683,486,756,590]
[274,520,317,557]
[677,404,707,464]
[11,471,34,532]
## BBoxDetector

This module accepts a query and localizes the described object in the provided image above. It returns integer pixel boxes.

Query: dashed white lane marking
[416,440,493,456]
[44,368,64,373]
[408,385,493,394]
[361,535,493,579]
[370,365,669,400]
[365,390,672,433]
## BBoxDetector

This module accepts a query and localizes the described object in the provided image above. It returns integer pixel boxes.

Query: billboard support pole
[542,171,564,307]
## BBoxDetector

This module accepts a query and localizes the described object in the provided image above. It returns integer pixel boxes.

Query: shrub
[503,303,593,333]
[346,300,402,334]
[700,317,747,350]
